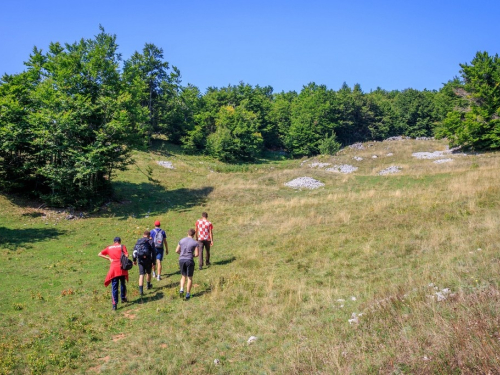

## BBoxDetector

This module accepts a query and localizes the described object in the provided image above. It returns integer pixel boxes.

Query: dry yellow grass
[1,139,500,374]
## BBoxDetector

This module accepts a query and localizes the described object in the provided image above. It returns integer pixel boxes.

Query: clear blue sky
[1,0,499,94]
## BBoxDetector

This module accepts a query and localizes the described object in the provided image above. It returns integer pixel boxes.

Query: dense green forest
[1,28,499,206]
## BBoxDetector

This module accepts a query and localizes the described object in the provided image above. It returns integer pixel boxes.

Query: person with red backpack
[98,237,129,311]
[150,220,168,281]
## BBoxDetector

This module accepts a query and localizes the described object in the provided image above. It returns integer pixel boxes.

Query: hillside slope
[1,139,499,374]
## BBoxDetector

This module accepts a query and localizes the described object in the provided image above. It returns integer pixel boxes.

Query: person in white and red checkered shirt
[195,212,213,270]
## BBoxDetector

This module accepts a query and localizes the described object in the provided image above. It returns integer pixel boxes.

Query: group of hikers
[98,212,214,310]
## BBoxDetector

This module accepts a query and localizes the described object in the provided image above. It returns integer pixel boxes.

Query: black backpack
[120,245,133,271]
[135,238,151,261]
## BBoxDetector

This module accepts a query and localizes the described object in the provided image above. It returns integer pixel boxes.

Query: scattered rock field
[285,177,325,189]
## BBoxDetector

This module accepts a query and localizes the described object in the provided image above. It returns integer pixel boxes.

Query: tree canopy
[436,52,500,150]
[0,28,497,207]
[0,27,149,206]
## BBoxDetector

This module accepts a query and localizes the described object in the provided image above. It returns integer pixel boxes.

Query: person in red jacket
[98,237,129,310]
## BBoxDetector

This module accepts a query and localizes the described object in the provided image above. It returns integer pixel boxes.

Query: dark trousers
[198,240,211,268]
[111,276,126,306]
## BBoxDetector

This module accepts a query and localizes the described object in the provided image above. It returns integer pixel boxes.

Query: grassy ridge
[1,139,500,374]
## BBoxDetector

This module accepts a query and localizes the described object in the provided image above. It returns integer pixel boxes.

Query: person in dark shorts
[175,228,199,300]
[195,212,213,270]
[133,231,155,295]
[150,220,168,281]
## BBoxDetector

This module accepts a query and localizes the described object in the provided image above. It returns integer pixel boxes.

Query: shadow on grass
[156,281,178,291]
[21,211,45,218]
[212,256,236,266]
[150,139,290,169]
[0,226,66,250]
[153,276,212,299]
[131,291,165,305]
[191,288,211,299]
[149,139,182,157]
[164,269,181,278]
[104,182,214,219]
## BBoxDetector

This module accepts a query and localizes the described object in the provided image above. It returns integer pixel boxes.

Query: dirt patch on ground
[112,333,126,342]
[122,308,139,320]
[88,355,110,373]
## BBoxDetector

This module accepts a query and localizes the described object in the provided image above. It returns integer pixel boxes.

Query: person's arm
[209,227,214,246]
[150,241,157,261]
[164,235,168,255]
[194,244,199,258]
[195,222,199,240]
[132,245,138,264]
[175,244,181,254]
[98,249,112,263]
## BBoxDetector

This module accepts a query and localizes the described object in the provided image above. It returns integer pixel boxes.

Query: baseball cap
[154,220,161,226]
[113,237,121,243]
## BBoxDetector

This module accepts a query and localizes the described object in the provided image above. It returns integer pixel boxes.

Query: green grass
[1,139,500,374]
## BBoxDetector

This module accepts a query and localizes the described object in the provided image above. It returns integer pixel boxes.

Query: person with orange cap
[150,220,168,281]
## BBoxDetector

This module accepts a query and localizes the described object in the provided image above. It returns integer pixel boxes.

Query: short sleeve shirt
[178,237,199,261]
[150,228,167,249]
[195,218,213,241]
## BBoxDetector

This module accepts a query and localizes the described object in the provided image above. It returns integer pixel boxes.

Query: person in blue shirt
[150,220,168,281]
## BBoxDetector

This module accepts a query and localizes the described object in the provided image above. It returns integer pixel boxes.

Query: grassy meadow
[1,139,500,374]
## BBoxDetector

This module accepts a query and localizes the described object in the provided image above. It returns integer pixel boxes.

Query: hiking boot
[121,298,128,303]
[185,293,191,300]
[147,283,153,290]
[112,304,117,311]
[206,261,211,266]
[157,275,161,281]
[179,290,184,297]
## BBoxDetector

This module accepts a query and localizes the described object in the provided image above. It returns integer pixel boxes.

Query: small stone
[157,161,174,169]
[379,166,401,175]
[214,359,220,365]
[325,165,358,174]
[309,162,331,168]
[247,336,258,344]
[349,143,364,150]
[348,313,359,324]
[412,151,448,159]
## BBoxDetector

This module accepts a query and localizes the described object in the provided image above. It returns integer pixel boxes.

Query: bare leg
[138,274,144,286]
[157,259,162,277]
[187,276,193,293]
[180,275,186,291]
